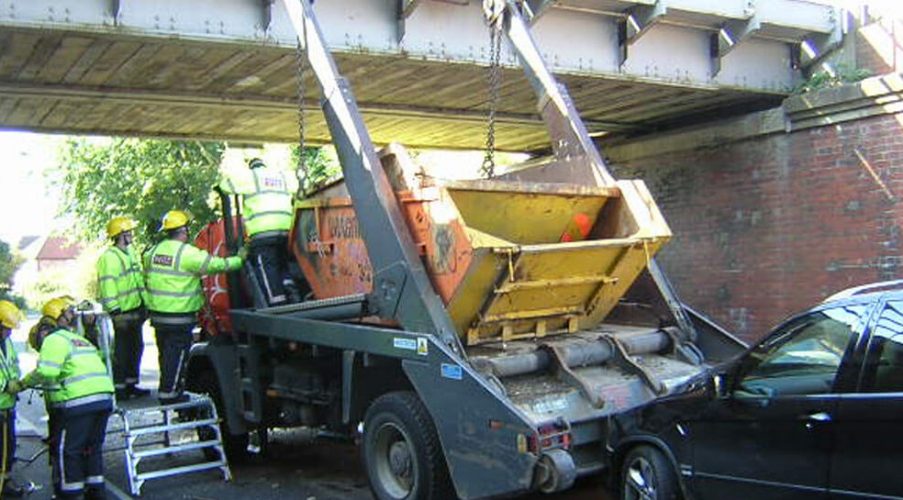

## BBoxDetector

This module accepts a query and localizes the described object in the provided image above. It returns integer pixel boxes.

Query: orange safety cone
[559,212,592,242]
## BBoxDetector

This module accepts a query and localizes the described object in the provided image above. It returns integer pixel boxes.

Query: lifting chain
[480,17,503,179]
[295,31,309,197]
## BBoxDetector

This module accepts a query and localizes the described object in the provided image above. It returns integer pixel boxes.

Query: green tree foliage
[55,138,225,247]
[0,239,24,306]
[793,63,871,94]
[291,146,341,194]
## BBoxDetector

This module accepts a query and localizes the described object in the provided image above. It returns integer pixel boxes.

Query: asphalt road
[8,326,615,500]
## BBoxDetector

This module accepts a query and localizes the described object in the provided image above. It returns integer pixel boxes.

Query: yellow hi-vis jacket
[219,166,298,238]
[28,318,63,406]
[144,239,242,324]
[0,336,20,410]
[24,328,113,409]
[96,245,146,313]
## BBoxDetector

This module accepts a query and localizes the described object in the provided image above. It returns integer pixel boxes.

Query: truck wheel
[362,391,453,500]
[188,368,250,464]
[621,445,679,500]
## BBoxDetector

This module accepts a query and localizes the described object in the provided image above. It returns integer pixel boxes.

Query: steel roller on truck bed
[186,1,747,498]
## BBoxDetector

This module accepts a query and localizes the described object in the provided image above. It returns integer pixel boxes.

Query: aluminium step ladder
[109,392,232,496]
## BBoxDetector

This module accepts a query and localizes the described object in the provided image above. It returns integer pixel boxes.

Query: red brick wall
[612,113,903,342]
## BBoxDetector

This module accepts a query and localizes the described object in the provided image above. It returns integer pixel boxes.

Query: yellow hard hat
[0,300,23,329]
[42,296,75,321]
[160,210,191,232]
[107,216,138,238]
[28,317,56,351]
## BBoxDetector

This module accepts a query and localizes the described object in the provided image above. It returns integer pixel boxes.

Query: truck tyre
[362,391,454,500]
[621,445,679,500]
[188,368,250,464]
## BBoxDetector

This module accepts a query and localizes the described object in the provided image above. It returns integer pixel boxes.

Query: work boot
[85,486,108,500]
[2,479,26,498]
[51,492,81,500]
[284,279,302,303]
[127,385,151,398]
[115,388,130,400]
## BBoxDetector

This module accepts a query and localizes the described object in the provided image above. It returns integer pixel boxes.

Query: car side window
[734,305,867,398]
[862,300,903,393]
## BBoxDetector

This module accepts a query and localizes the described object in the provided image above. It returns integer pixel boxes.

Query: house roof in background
[17,235,39,251]
[36,236,82,261]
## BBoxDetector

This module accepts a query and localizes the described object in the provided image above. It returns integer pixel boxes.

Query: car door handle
[806,412,832,422]
[801,412,832,429]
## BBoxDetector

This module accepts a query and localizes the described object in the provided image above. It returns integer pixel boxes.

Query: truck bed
[468,324,707,425]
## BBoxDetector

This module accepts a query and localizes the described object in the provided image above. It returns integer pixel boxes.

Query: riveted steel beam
[0,0,833,92]
[524,0,558,23]
[618,0,668,67]
[711,15,761,76]
[397,0,470,42]
[799,6,844,71]
[109,0,122,25]
[261,0,276,32]
[396,0,424,42]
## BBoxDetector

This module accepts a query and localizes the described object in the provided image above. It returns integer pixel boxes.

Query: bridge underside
[0,0,840,151]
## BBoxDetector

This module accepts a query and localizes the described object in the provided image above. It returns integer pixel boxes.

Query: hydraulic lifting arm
[483,0,615,187]
[280,0,697,354]
[280,0,464,354]
[484,0,702,343]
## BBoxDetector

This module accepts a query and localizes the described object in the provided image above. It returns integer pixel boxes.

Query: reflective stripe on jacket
[27,328,113,408]
[27,318,63,404]
[0,337,20,410]
[220,166,298,237]
[97,246,145,313]
[144,239,242,316]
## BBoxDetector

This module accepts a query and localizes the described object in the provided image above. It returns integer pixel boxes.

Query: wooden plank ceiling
[0,28,785,151]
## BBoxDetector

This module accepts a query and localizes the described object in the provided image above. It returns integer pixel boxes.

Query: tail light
[527,419,571,453]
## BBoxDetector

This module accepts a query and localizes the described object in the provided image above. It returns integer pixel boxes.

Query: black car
[606,281,903,500]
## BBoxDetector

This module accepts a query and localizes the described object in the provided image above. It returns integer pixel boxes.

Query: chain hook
[482,0,505,27]
[480,5,504,179]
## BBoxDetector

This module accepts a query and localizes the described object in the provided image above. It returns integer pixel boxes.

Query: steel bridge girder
[0,0,841,93]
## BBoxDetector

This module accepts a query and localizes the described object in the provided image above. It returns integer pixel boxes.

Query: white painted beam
[524,0,558,23]
[618,0,667,66]
[0,0,841,92]
[712,15,761,75]
[396,0,425,42]
[799,6,844,70]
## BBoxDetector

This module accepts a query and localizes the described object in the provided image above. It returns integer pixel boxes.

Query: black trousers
[0,409,15,477]
[153,322,193,400]
[112,310,145,389]
[250,235,291,306]
[46,407,58,469]
[51,405,111,499]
